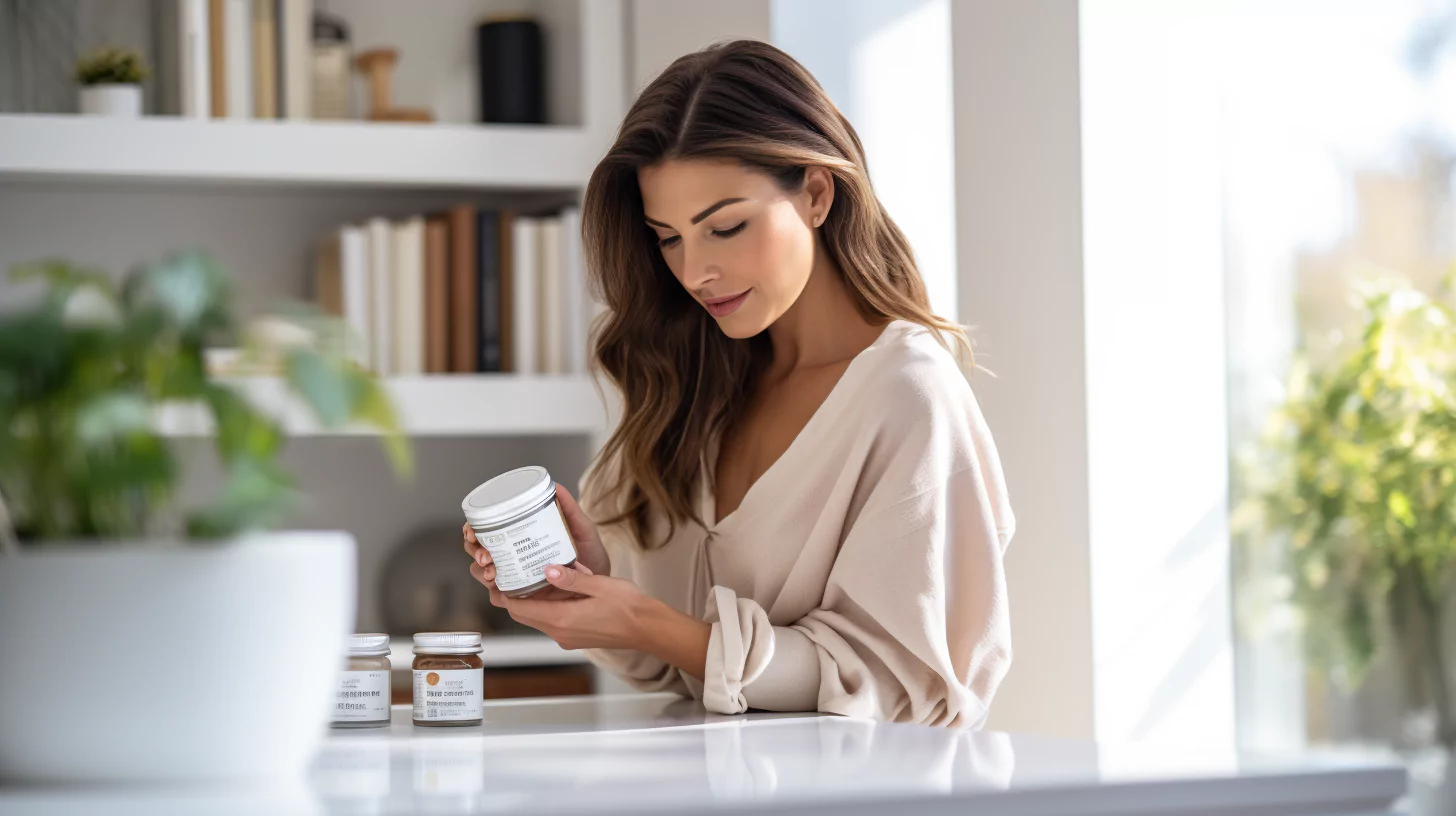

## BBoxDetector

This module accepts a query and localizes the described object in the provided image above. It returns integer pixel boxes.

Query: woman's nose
[679,244,720,292]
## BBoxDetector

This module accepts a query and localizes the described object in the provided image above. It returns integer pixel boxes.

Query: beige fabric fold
[583,321,1015,727]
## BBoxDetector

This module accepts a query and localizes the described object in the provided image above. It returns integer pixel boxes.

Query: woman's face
[638,159,832,339]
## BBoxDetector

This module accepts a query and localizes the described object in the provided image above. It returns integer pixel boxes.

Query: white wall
[951,0,1096,741]
[773,0,958,321]
[955,0,1237,749]
[627,0,771,93]
[1079,1,1235,750]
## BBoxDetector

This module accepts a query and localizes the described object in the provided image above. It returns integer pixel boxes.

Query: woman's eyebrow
[644,197,748,229]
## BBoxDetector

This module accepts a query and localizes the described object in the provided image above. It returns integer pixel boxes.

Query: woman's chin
[712,308,770,340]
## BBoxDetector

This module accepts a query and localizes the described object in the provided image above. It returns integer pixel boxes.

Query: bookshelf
[155,374,605,437]
[0,115,605,190]
[0,0,627,645]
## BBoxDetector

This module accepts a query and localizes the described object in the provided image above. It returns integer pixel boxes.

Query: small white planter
[79,83,143,117]
[0,531,357,784]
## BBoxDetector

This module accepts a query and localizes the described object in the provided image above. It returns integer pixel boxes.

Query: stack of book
[313,206,589,377]
[158,0,316,119]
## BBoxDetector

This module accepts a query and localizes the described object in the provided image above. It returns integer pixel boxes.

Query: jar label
[334,670,391,723]
[413,668,483,722]
[475,500,576,592]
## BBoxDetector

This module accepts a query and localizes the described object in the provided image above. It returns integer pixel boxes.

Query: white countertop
[0,693,1407,815]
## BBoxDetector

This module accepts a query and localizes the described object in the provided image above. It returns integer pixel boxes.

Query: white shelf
[388,634,590,669]
[0,114,605,190]
[155,374,604,437]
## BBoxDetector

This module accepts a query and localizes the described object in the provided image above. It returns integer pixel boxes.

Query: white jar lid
[413,631,484,655]
[348,633,391,656]
[462,465,555,528]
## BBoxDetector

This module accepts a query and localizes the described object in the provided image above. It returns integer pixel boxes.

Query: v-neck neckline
[701,320,909,533]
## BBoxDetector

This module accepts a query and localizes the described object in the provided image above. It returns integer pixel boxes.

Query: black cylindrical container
[477,18,545,124]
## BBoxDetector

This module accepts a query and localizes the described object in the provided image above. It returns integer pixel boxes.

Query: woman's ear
[803,166,835,227]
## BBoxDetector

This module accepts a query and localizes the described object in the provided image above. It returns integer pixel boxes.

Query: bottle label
[333,670,390,723]
[413,668,483,722]
[475,501,576,592]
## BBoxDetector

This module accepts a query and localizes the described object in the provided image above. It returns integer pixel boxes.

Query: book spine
[280,0,312,119]
[392,218,426,376]
[366,217,392,376]
[179,0,212,118]
[224,0,252,118]
[537,216,563,375]
[250,0,277,118]
[560,206,587,374]
[498,212,515,372]
[476,211,502,372]
[511,217,538,376]
[448,205,478,373]
[208,0,226,117]
[339,225,371,370]
[425,216,450,374]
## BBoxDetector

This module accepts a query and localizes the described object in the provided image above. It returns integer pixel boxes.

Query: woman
[462,39,1014,727]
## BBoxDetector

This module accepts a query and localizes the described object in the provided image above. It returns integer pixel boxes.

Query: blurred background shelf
[385,633,590,669]
[0,114,603,190]
[155,374,605,437]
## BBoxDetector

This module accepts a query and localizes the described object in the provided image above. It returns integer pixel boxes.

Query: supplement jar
[412,632,485,727]
[462,465,578,598]
[333,633,392,728]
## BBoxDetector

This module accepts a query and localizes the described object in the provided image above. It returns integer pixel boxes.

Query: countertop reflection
[0,693,1406,816]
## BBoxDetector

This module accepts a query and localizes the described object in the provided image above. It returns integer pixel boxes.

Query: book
[278,0,312,119]
[158,0,212,118]
[499,211,515,371]
[366,217,393,376]
[224,0,253,119]
[339,225,371,370]
[476,211,503,372]
[560,206,587,374]
[448,205,478,373]
[537,216,564,374]
[208,0,226,117]
[250,0,277,118]
[511,217,539,376]
[424,216,450,374]
[392,218,426,376]
[313,231,342,314]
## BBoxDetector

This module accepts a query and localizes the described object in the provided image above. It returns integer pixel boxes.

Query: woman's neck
[765,254,883,375]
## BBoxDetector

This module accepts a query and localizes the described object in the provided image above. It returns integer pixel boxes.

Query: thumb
[554,483,601,546]
[544,562,600,594]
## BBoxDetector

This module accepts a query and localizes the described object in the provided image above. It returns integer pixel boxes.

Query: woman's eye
[657,235,680,249]
[713,222,747,239]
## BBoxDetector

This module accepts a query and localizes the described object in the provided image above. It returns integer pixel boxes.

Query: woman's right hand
[463,482,612,597]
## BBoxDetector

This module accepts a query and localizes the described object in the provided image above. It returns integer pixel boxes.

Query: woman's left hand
[485,562,651,651]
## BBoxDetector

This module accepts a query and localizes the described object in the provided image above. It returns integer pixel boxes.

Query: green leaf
[185,456,300,540]
[75,392,152,446]
[284,348,351,428]
[347,370,413,479]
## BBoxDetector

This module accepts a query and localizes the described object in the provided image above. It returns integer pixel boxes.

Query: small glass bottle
[411,632,484,727]
[332,633,392,728]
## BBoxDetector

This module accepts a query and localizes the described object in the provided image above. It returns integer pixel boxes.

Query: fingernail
[546,566,560,580]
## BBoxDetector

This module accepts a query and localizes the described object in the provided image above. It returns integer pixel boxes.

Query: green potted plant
[75,47,149,118]
[1239,274,1456,748]
[0,254,412,783]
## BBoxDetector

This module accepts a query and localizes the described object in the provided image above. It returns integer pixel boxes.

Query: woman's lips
[704,289,751,318]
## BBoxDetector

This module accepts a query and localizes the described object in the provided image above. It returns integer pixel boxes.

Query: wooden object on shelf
[485,666,594,700]
[354,48,433,123]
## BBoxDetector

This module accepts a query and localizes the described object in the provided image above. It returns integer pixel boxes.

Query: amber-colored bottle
[411,632,484,727]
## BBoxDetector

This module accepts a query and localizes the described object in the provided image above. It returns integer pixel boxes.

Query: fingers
[543,562,600,595]
[469,561,498,589]
[554,483,600,546]
[462,522,493,568]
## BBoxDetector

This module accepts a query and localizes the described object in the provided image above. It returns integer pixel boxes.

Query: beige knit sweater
[581,320,1015,727]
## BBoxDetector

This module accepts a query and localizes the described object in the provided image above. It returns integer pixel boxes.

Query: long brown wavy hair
[582,39,970,550]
